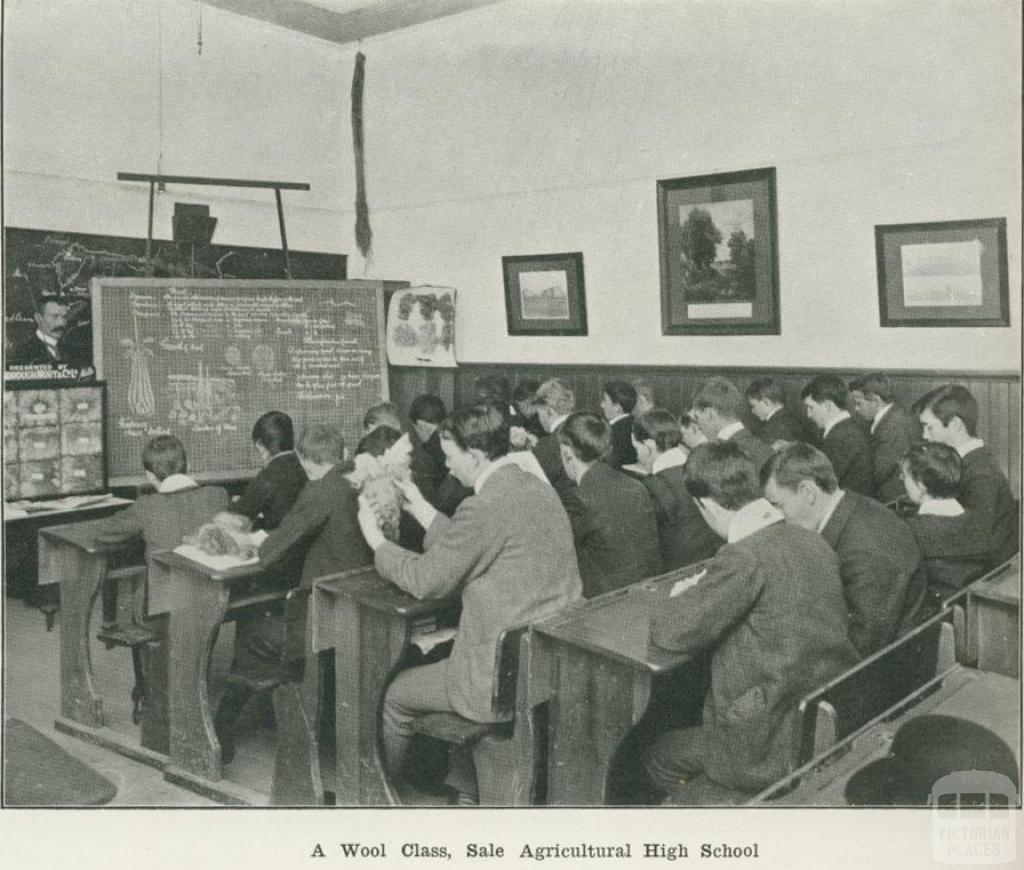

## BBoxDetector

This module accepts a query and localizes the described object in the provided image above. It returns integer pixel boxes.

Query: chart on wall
[4,227,346,380]
[93,279,387,483]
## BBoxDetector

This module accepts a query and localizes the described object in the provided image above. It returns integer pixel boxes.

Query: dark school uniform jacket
[572,461,661,597]
[820,490,927,656]
[651,516,859,792]
[821,417,875,498]
[642,461,722,572]
[960,445,1019,567]
[231,451,308,531]
[905,510,991,606]
[871,405,920,504]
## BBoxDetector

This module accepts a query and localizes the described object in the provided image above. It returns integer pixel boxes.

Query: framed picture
[503,252,587,336]
[875,218,1009,327]
[658,167,780,336]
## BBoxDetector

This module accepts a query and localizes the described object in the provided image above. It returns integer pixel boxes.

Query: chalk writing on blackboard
[93,279,389,482]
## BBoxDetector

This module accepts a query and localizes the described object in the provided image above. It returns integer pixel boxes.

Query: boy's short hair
[900,442,963,499]
[297,424,346,466]
[745,377,785,405]
[762,442,839,494]
[363,401,403,432]
[512,379,541,405]
[684,442,761,510]
[440,405,509,460]
[251,410,294,454]
[409,394,446,426]
[913,384,979,436]
[558,412,611,463]
[535,378,576,415]
[603,380,637,414]
[632,409,683,453]
[355,425,403,458]
[848,373,895,403]
[801,374,848,408]
[692,377,745,420]
[679,410,699,429]
[473,374,512,408]
[143,434,187,481]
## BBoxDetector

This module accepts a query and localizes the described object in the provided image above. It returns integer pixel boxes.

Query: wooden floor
[2,595,278,807]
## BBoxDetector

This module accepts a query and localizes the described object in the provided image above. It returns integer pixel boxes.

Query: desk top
[38,518,137,554]
[972,555,1020,607]
[151,549,264,583]
[315,565,456,618]
[5,495,132,523]
[533,569,701,674]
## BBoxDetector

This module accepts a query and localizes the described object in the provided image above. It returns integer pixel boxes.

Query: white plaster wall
[4,0,1020,370]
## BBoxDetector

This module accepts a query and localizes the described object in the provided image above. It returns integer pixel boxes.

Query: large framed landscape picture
[503,252,587,336]
[658,167,780,335]
[875,218,1009,327]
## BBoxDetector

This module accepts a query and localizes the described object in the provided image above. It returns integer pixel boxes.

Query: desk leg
[546,641,652,805]
[51,543,106,728]
[168,576,230,783]
[140,615,170,754]
[333,603,409,806]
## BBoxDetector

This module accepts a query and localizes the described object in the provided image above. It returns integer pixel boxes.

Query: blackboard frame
[92,278,392,487]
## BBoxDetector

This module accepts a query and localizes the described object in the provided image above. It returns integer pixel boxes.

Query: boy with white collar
[95,434,228,568]
[801,374,874,497]
[632,409,720,571]
[644,442,857,805]
[913,384,1018,566]
[899,443,990,607]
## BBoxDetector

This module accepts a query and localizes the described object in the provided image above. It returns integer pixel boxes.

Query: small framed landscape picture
[503,252,587,336]
[658,166,780,336]
[875,218,1009,327]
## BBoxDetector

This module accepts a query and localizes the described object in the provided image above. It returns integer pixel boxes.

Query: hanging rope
[351,51,372,261]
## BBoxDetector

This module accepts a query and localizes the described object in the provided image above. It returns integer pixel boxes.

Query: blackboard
[4,226,347,378]
[92,279,394,484]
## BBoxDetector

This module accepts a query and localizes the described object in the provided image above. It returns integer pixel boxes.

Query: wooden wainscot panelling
[388,364,1020,498]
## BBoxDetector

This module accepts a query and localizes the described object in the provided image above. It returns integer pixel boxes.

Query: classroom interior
[2,0,1021,811]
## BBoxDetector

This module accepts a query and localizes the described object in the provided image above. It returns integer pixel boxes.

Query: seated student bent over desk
[632,408,721,573]
[215,423,373,761]
[762,443,927,658]
[356,404,582,802]
[93,435,228,565]
[558,411,660,597]
[899,443,991,609]
[644,443,859,805]
[228,411,308,533]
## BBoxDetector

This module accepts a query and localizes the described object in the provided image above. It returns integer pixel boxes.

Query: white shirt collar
[870,403,894,435]
[653,446,688,475]
[917,498,965,517]
[823,411,851,439]
[157,473,199,493]
[816,490,846,532]
[728,498,785,544]
[36,330,60,355]
[548,413,570,434]
[268,450,295,463]
[717,420,745,441]
[957,438,984,458]
[608,413,630,426]
[765,406,782,421]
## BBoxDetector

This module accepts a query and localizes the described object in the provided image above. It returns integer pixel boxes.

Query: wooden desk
[150,550,275,805]
[969,556,1020,678]
[750,666,1020,805]
[313,566,458,805]
[6,496,132,612]
[37,520,169,767]
[531,568,701,806]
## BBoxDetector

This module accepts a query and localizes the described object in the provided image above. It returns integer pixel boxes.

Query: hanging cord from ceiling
[352,50,373,266]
